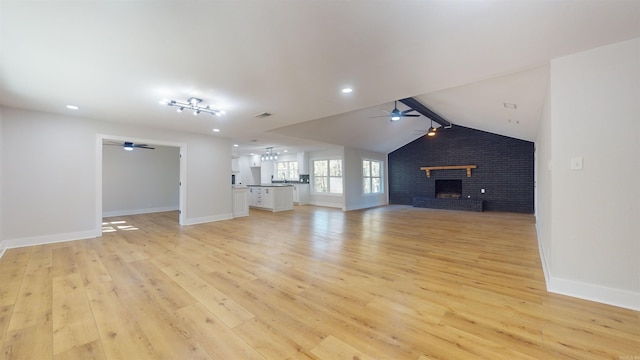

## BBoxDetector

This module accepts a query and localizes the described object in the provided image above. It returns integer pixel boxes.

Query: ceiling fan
[104,141,155,151]
[373,100,420,122]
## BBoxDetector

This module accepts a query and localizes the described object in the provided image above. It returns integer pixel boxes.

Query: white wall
[541,38,640,310]
[0,107,233,250]
[535,84,553,285]
[343,147,388,211]
[0,109,4,258]
[102,144,180,217]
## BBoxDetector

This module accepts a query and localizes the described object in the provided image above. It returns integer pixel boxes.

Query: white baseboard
[535,222,638,311]
[1,229,100,255]
[548,276,640,311]
[183,213,233,226]
[308,201,342,209]
[103,206,178,218]
[535,223,552,286]
[0,242,7,260]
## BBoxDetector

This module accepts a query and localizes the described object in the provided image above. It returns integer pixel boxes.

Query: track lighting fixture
[261,147,279,161]
[160,97,225,116]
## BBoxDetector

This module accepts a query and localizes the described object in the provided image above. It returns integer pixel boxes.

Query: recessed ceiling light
[503,102,517,109]
[233,144,239,147]
[283,149,288,153]
[341,88,353,94]
[66,105,79,110]
[213,128,220,132]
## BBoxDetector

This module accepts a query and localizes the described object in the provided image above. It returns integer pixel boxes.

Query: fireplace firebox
[435,180,462,199]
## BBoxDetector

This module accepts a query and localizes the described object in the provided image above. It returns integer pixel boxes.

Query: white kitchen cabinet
[250,155,261,167]
[297,184,309,205]
[248,185,293,212]
[292,185,299,203]
[272,186,293,211]
[261,188,273,209]
[232,187,249,217]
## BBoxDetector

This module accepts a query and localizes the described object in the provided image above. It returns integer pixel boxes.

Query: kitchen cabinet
[250,155,261,168]
[297,184,309,205]
[248,185,293,212]
[292,185,299,203]
[291,184,309,205]
[232,187,249,217]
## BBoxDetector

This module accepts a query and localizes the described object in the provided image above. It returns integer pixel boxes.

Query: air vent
[254,112,272,118]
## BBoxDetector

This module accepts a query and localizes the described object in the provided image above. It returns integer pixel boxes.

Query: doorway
[96,134,186,234]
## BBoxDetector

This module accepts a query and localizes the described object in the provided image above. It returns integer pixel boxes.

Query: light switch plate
[570,157,583,170]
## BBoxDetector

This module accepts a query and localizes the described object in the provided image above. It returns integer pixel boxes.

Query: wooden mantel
[420,165,477,178]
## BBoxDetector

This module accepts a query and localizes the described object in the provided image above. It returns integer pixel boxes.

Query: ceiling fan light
[427,128,436,136]
[391,115,400,121]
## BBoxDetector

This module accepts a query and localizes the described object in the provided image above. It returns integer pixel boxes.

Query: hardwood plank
[83,276,157,359]
[233,318,318,360]
[72,245,112,286]
[53,340,105,360]
[51,246,78,278]
[175,303,265,359]
[6,264,52,332]
[1,324,53,359]
[150,255,255,328]
[0,305,13,351]
[310,335,371,360]
[52,273,100,356]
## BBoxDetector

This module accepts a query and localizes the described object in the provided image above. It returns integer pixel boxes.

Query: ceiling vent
[254,112,272,118]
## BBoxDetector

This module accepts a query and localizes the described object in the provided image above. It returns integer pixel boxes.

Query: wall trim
[308,201,342,209]
[2,229,100,252]
[0,241,7,260]
[103,206,179,218]
[548,276,640,311]
[535,222,552,286]
[536,222,638,311]
[183,213,232,226]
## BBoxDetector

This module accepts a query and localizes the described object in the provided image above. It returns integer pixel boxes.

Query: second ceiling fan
[374,100,420,122]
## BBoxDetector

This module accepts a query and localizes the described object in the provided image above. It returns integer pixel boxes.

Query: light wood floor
[0,206,638,359]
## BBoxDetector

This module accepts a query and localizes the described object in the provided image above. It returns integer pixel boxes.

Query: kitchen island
[247,184,294,212]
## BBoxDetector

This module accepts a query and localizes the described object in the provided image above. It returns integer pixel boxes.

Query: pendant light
[427,120,437,137]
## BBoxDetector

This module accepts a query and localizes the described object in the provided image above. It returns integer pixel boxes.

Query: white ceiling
[1,1,639,156]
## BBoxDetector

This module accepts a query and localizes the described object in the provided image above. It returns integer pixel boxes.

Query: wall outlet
[570,157,583,170]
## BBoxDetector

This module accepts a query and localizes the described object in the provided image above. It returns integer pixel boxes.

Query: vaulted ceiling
[1,1,639,156]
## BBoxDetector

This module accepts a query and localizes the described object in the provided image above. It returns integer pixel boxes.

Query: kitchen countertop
[247,184,294,187]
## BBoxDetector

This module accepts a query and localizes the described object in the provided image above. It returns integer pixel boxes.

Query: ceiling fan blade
[138,146,155,149]
[402,114,421,117]
[379,109,391,114]
[133,144,149,147]
[370,115,391,118]
[402,109,417,114]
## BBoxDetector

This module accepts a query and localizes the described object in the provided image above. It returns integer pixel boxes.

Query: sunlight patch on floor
[102,220,139,233]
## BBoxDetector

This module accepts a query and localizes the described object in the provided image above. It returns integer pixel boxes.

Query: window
[363,159,383,194]
[313,159,343,194]
[276,161,299,180]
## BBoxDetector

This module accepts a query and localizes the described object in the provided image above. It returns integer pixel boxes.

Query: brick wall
[388,125,534,213]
